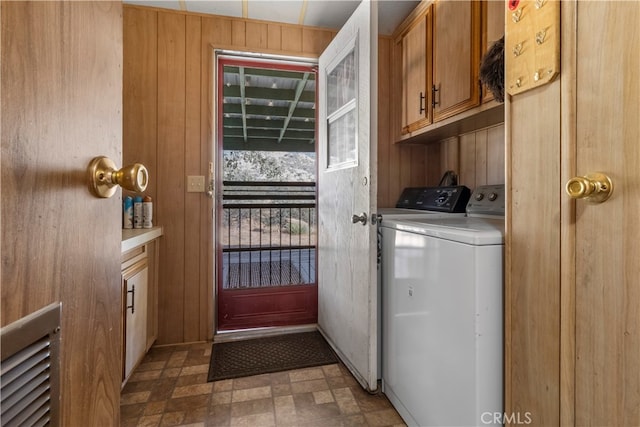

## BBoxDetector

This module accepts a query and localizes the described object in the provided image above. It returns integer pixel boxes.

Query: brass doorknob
[87,156,148,198]
[565,172,613,203]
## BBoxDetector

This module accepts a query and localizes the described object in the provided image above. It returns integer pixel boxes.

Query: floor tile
[231,385,272,402]
[120,341,407,427]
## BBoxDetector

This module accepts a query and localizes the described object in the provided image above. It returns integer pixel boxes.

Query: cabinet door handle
[432,85,440,108]
[127,285,135,314]
[419,92,425,115]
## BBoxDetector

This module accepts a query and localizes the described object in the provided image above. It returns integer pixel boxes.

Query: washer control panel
[395,186,471,213]
[466,185,505,216]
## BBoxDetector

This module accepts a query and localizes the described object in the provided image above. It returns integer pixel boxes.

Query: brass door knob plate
[566,172,613,203]
[88,156,149,198]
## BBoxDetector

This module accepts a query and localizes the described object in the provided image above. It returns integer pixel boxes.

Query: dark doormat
[207,331,339,382]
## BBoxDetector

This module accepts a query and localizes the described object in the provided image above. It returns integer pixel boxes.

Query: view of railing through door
[221,181,316,289]
[216,54,318,331]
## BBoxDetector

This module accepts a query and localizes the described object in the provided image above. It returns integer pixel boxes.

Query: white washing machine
[381,185,505,427]
[375,186,471,378]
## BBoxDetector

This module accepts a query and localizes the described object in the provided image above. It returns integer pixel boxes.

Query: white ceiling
[123,0,420,35]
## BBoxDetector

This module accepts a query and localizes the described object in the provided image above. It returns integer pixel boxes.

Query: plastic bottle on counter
[133,195,143,229]
[123,196,133,229]
[142,196,153,229]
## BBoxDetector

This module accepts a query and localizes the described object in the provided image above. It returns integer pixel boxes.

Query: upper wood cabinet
[432,0,481,121]
[393,0,501,141]
[399,5,433,134]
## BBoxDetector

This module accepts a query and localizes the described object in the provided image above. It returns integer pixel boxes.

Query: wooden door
[571,2,640,424]
[1,2,123,424]
[506,1,640,425]
[432,0,481,122]
[317,0,378,391]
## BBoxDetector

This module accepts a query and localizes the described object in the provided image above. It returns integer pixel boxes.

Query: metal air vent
[1,303,61,427]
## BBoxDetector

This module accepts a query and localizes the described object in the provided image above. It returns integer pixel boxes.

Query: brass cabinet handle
[566,172,613,203]
[87,156,148,198]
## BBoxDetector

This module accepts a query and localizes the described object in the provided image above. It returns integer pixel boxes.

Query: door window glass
[326,47,357,169]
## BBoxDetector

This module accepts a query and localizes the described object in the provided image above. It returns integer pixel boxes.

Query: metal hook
[512,8,523,23]
[513,43,523,57]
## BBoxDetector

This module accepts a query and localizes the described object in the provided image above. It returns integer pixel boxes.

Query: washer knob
[475,193,485,201]
[488,192,498,201]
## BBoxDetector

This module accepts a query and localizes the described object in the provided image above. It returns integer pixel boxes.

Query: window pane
[327,49,356,116]
[328,108,356,168]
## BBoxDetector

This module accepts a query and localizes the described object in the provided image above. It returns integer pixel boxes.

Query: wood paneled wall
[124,6,341,344]
[442,124,505,189]
[124,6,505,343]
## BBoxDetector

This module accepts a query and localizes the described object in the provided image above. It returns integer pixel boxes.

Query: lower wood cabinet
[122,258,148,381]
[121,239,159,385]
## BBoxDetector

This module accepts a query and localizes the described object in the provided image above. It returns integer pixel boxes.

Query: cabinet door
[481,0,505,103]
[400,8,432,134]
[123,261,148,380]
[433,0,481,121]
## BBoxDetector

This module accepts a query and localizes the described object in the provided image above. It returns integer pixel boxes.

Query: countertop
[122,226,163,253]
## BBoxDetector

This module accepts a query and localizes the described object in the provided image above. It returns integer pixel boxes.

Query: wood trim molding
[559,1,577,425]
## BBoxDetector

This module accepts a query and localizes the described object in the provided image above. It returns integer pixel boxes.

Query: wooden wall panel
[231,20,245,46]
[281,26,303,52]
[474,130,488,185]
[439,124,505,191]
[506,83,561,426]
[302,28,335,54]
[124,7,157,203]
[440,136,459,172]
[459,132,477,189]
[203,16,232,45]
[184,15,202,343]
[486,125,505,184]
[156,11,187,344]
[246,21,268,49]
[267,24,282,50]
[377,37,392,207]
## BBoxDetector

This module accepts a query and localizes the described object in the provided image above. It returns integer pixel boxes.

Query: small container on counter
[133,195,143,229]
[143,196,153,228]
[123,196,133,229]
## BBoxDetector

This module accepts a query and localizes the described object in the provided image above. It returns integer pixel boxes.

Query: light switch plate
[187,175,205,193]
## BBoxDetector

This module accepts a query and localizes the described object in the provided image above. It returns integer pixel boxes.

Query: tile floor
[120,341,406,427]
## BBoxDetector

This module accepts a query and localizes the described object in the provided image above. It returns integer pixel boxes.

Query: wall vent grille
[1,303,61,427]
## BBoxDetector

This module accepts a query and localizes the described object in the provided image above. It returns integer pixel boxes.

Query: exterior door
[317,0,378,391]
[215,57,318,331]
[1,1,123,424]
[506,1,640,425]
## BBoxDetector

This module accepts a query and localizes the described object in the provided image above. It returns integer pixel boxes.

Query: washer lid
[390,217,504,245]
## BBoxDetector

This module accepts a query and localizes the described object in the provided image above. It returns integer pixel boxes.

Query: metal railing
[221,181,316,289]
